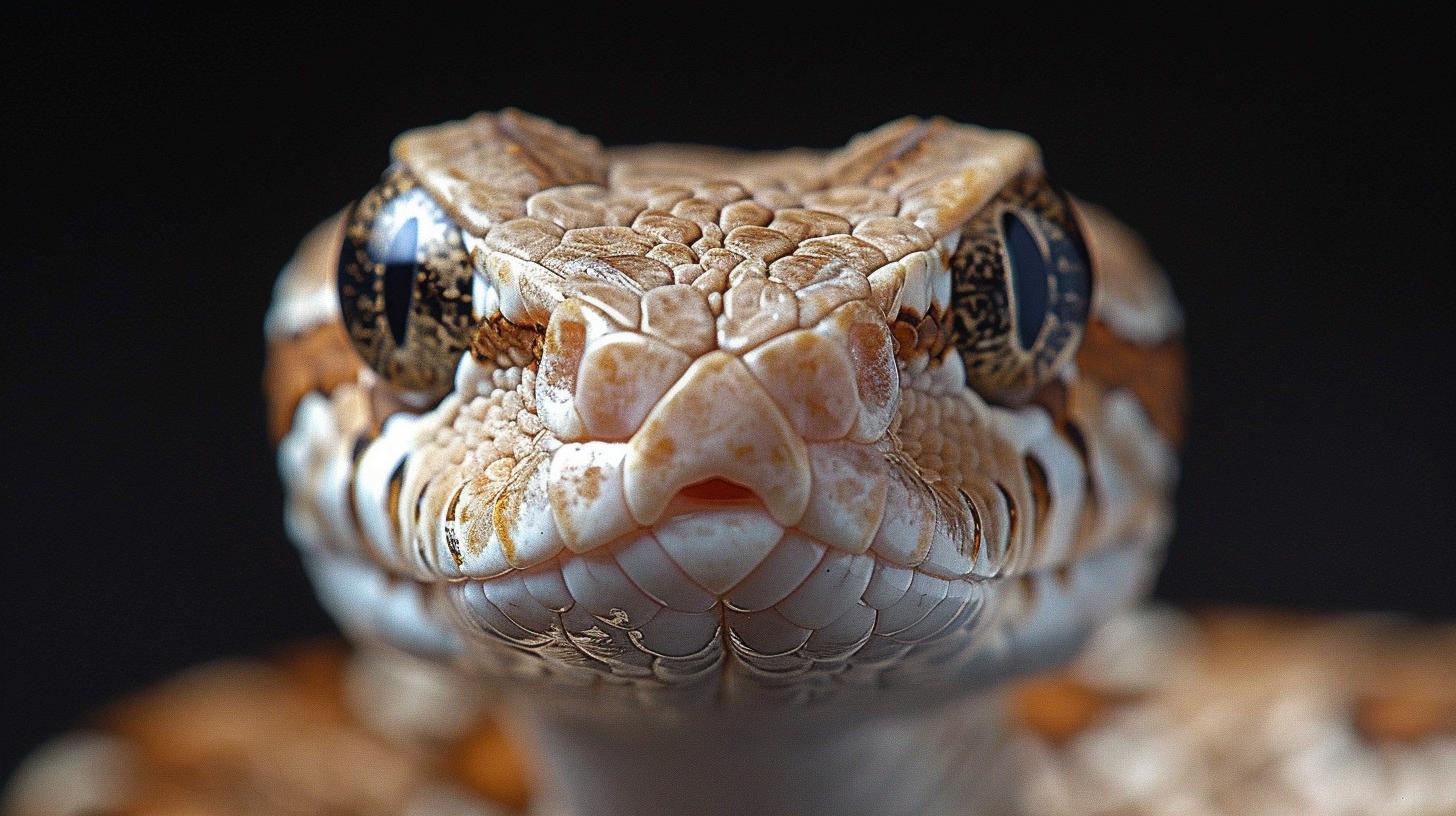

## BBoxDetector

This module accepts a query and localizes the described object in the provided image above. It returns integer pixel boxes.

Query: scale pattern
[262,111,1184,707]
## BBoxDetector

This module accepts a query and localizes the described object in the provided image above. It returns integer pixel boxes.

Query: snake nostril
[677,478,758,503]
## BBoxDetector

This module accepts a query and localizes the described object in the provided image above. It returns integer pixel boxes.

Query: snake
[8,110,1452,816]
[258,110,1187,815]
[7,111,1192,816]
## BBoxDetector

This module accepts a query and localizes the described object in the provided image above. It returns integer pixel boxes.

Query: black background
[4,9,1451,776]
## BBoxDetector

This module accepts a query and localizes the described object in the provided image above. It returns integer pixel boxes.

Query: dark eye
[337,172,476,393]
[948,176,1092,403]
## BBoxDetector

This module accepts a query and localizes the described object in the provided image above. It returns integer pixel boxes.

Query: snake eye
[948,176,1092,403]
[337,171,476,393]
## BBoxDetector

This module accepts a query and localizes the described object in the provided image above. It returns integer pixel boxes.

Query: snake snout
[534,281,902,531]
[623,350,810,527]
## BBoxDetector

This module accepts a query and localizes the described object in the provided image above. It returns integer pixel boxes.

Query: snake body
[254,111,1186,814]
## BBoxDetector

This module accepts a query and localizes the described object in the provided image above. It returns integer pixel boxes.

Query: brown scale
[262,322,359,444]
[890,303,954,363]
[470,311,545,369]
[1075,319,1188,447]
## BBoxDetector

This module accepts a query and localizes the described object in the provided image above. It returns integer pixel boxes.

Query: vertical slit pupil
[381,216,419,346]
[1002,211,1050,351]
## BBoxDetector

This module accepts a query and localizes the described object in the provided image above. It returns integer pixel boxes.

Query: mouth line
[305,410,1162,672]
[329,382,1106,612]
[391,441,1074,591]
[359,498,1129,599]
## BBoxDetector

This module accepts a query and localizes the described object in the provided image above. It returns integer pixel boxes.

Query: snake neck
[513,693,1017,816]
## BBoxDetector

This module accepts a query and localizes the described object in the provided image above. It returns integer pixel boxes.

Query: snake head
[265,111,1184,709]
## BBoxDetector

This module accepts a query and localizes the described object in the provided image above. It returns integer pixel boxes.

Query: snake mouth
[656,479,770,526]
[311,377,1136,595]
[283,379,1171,700]
[278,331,1176,699]
[673,478,760,505]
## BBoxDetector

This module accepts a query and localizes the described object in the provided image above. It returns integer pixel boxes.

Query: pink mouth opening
[657,478,772,521]
[676,478,759,503]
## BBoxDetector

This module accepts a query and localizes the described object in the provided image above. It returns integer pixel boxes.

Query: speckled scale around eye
[337,171,477,393]
[948,175,1092,404]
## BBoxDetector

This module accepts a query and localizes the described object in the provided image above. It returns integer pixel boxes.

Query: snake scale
[10,112,1448,816]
